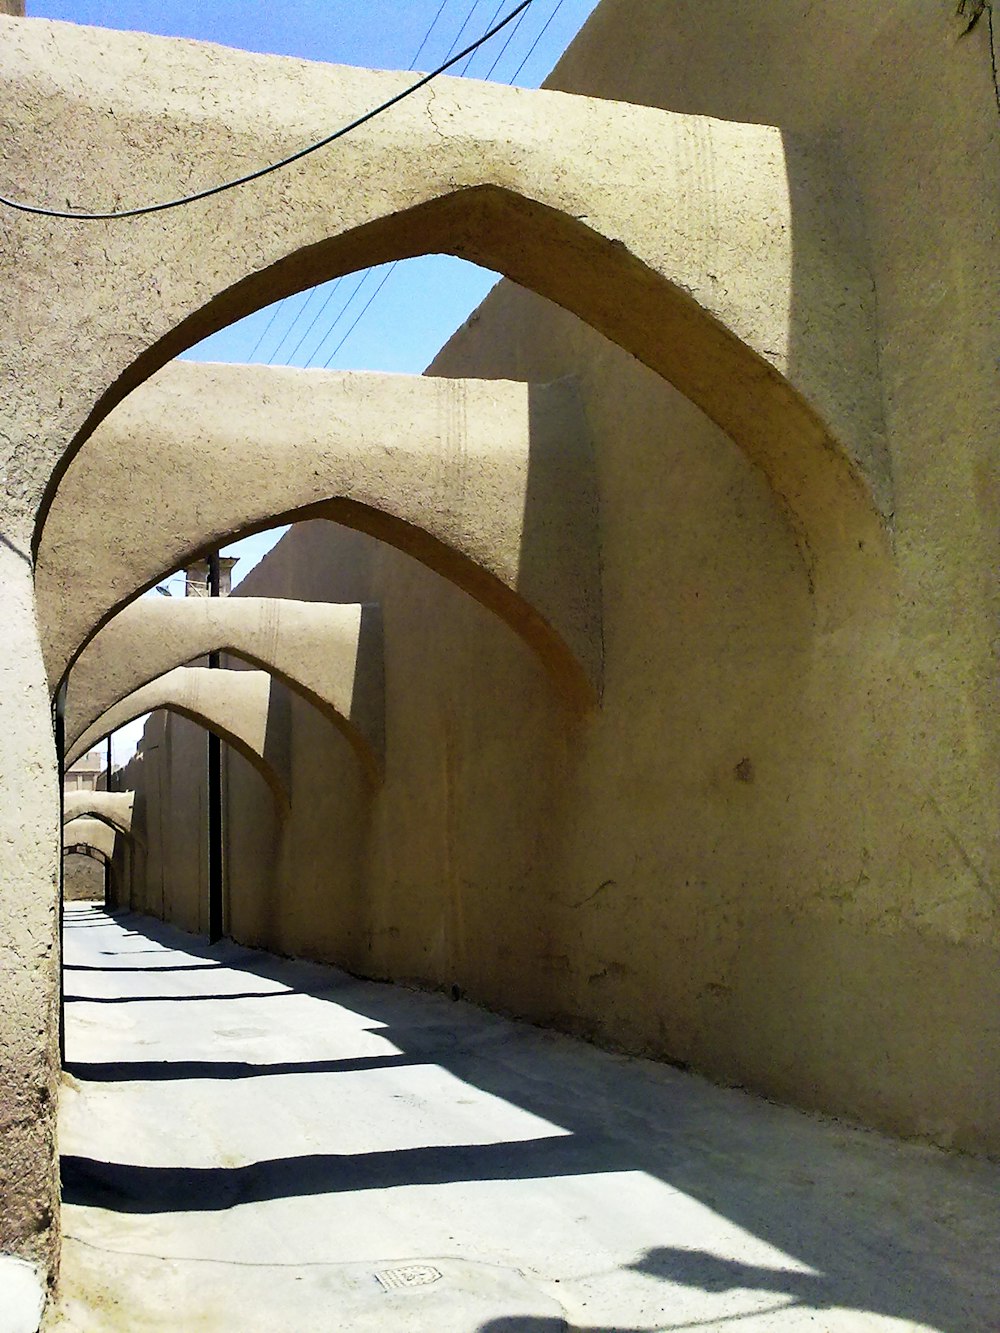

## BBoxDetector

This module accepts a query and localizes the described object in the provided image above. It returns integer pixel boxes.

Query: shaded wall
[62,855,104,903]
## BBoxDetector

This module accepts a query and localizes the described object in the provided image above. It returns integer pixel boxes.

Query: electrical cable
[321,264,397,368]
[270,0,480,362]
[282,276,346,364]
[0,0,534,221]
[308,0,559,365]
[458,1,505,75]
[247,296,291,360]
[270,0,466,359]
[482,1,533,79]
[306,270,375,366]
[440,0,490,64]
[510,0,567,81]
[266,284,324,364]
[408,0,455,70]
[304,0,487,367]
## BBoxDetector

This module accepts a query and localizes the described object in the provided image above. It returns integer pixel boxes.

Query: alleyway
[53,903,999,1331]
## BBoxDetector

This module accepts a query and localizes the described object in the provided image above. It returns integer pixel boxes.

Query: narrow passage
[54,904,1000,1331]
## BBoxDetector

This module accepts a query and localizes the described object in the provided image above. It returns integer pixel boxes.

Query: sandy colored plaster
[0,17,881,573]
[0,547,60,1275]
[63,818,116,863]
[38,362,601,707]
[66,667,291,813]
[66,596,385,786]
[62,792,134,844]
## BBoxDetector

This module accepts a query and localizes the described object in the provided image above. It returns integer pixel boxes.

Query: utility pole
[207,550,224,944]
[105,731,114,904]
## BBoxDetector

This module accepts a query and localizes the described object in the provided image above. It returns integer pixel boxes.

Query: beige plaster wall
[129,4,999,1155]
[128,613,374,960]
[0,4,899,1275]
[136,319,997,1153]
[102,0,1000,1157]
[126,712,207,933]
[0,547,59,1274]
[62,854,105,903]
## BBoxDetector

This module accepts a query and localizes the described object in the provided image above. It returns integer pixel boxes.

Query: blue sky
[27,1,601,381]
[32,0,601,574]
[29,0,600,758]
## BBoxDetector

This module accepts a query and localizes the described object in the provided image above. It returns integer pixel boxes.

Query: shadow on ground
[61,906,1000,1332]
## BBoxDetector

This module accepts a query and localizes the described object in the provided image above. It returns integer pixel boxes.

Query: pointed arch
[66,597,385,786]
[66,668,292,815]
[5,20,886,603]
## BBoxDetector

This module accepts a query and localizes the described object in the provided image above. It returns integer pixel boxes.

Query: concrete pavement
[51,904,1000,1330]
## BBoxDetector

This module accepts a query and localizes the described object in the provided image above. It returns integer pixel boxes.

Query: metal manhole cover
[374,1264,443,1292]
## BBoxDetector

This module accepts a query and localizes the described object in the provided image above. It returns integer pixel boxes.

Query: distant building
[183,557,238,598]
[63,750,104,794]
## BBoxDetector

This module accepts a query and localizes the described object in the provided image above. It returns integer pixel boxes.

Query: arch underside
[63,808,135,848]
[39,365,601,710]
[65,598,385,786]
[41,188,885,578]
[64,845,109,865]
[6,19,885,598]
[63,791,135,840]
[63,816,118,862]
[67,668,292,814]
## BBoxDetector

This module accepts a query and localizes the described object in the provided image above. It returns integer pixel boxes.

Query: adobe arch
[37,363,600,708]
[67,667,292,814]
[63,817,116,863]
[63,845,108,867]
[63,790,136,845]
[4,18,885,589]
[62,818,115,903]
[65,596,385,786]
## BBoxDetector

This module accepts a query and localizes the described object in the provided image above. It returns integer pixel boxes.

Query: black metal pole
[105,730,115,905]
[207,551,224,944]
[54,682,66,1066]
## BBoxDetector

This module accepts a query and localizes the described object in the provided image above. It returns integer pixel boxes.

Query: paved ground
[51,903,999,1331]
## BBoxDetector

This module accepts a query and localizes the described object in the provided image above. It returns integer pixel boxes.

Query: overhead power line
[267,284,324,364]
[460,2,506,76]
[306,270,375,365]
[440,0,491,66]
[280,0,481,365]
[302,0,554,367]
[305,0,568,367]
[510,0,568,81]
[281,276,346,364]
[321,265,398,368]
[247,295,290,361]
[409,0,456,71]
[296,0,485,367]
[0,0,535,221]
[482,2,533,79]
